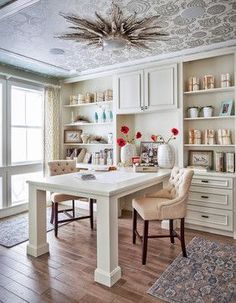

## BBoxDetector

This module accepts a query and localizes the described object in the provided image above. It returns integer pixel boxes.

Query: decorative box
[215,152,224,172]
[217,129,232,145]
[104,89,113,101]
[203,75,214,90]
[204,129,216,145]
[221,73,231,88]
[133,164,158,173]
[226,152,235,173]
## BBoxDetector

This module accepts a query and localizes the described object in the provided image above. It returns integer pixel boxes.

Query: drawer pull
[201,180,209,183]
[201,215,209,219]
[201,195,209,199]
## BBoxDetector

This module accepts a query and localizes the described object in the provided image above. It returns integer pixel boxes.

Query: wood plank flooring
[0,211,235,303]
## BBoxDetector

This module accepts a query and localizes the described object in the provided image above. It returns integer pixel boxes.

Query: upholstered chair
[48,160,94,237]
[132,167,194,264]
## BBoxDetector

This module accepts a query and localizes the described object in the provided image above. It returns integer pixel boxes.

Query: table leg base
[94,266,121,287]
[27,242,49,257]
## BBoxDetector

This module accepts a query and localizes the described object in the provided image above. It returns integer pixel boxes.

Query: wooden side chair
[48,160,94,237]
[132,167,194,264]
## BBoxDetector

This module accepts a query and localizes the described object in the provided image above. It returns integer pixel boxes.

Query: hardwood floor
[0,211,235,303]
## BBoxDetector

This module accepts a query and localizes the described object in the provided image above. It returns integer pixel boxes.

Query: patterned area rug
[0,208,71,248]
[148,237,236,303]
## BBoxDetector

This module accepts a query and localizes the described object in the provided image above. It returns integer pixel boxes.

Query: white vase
[120,143,136,166]
[203,107,213,117]
[158,144,175,169]
[188,108,199,118]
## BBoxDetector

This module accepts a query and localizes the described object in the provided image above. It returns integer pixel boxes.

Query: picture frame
[219,99,234,116]
[140,141,161,165]
[188,150,213,168]
[64,129,82,143]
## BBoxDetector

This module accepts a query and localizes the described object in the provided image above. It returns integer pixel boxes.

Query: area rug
[148,237,236,303]
[0,208,72,248]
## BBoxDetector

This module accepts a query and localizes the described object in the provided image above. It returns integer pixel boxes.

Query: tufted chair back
[167,167,194,199]
[48,160,77,176]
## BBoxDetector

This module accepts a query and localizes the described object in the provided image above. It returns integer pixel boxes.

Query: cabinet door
[144,64,177,111]
[115,70,143,114]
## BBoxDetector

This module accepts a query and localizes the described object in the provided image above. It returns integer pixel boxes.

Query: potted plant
[151,128,179,168]
[201,105,214,118]
[117,126,142,166]
[187,106,200,118]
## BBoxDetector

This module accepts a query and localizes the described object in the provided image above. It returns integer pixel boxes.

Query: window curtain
[43,86,61,175]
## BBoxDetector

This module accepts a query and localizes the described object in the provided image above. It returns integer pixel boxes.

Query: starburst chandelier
[58,2,168,51]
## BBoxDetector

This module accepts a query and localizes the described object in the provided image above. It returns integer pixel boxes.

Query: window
[11,86,43,164]
[0,80,44,213]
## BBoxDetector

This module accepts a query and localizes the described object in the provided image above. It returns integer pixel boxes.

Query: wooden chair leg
[54,202,58,237]
[180,218,187,258]
[142,220,149,265]
[50,202,54,224]
[132,208,137,244]
[169,219,175,244]
[89,199,94,230]
[72,200,75,218]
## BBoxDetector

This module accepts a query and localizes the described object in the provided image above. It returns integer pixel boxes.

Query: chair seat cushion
[132,197,171,221]
[51,193,88,203]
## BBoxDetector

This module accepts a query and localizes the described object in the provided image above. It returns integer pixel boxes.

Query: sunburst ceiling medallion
[58,2,168,51]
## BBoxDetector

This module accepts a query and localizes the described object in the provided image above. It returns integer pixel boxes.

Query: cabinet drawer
[188,186,232,210]
[191,176,232,189]
[186,205,233,231]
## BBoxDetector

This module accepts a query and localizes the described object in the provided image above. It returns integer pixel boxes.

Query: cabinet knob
[144,106,148,110]
[201,215,209,219]
[201,195,209,199]
[201,180,209,183]
[140,106,144,111]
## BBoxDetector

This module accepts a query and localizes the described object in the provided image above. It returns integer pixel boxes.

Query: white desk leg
[27,185,49,257]
[95,196,121,287]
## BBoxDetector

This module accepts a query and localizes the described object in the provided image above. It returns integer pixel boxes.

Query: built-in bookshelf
[182,53,236,173]
[62,76,114,168]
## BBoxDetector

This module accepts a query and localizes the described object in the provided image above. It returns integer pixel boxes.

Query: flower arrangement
[117,125,142,147]
[151,128,179,144]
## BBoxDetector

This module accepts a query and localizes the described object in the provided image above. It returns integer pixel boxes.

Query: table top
[27,168,170,197]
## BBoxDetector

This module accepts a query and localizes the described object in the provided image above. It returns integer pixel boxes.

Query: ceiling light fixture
[57,2,168,51]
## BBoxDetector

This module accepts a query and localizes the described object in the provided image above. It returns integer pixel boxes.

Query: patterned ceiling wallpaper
[0,0,235,77]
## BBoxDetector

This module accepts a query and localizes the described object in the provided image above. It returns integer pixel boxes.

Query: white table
[27,169,170,287]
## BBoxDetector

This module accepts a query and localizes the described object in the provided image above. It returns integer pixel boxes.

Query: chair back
[168,167,194,199]
[48,160,77,176]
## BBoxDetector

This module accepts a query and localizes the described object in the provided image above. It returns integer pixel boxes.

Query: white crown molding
[0,0,40,20]
[0,47,70,72]
[64,39,236,83]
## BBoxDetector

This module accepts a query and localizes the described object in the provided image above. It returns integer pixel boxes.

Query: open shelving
[64,100,113,108]
[182,53,236,173]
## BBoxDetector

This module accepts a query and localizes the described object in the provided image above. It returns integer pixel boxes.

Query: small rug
[0,208,74,248]
[148,237,236,303]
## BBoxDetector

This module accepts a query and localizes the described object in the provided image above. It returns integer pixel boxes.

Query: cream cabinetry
[115,63,177,114]
[115,70,143,114]
[186,174,234,235]
[144,64,177,112]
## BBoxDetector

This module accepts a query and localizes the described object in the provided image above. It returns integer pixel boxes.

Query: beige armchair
[48,160,94,237]
[132,167,194,264]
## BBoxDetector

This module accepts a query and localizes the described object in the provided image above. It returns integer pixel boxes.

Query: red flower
[136,131,142,139]
[120,125,129,134]
[151,135,157,142]
[117,138,126,147]
[171,128,179,136]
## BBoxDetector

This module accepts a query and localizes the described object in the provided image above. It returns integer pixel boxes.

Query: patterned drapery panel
[44,86,61,175]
